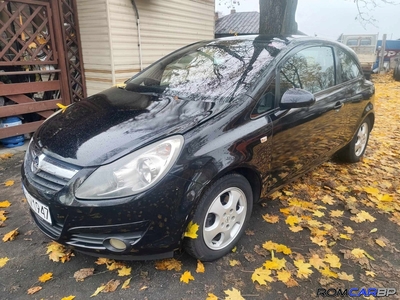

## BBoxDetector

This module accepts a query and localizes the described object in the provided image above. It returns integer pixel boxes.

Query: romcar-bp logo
[317,288,397,297]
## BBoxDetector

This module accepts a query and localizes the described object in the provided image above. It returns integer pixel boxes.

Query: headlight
[75,136,184,199]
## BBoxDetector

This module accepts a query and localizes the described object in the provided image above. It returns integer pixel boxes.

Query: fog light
[109,238,127,251]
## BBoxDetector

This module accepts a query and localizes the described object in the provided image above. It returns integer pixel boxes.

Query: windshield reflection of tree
[129,37,287,103]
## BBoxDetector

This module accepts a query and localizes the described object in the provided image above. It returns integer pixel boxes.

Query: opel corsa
[22,35,375,261]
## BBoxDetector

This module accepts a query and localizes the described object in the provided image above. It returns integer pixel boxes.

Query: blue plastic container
[0,117,25,148]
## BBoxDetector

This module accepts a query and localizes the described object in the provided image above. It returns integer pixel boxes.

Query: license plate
[23,186,52,225]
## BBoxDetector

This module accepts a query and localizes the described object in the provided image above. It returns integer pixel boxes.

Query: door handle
[333,102,343,110]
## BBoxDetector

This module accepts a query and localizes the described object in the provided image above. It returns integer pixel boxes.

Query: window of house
[337,48,362,82]
[279,46,335,96]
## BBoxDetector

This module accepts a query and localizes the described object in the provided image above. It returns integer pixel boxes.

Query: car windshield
[125,37,288,102]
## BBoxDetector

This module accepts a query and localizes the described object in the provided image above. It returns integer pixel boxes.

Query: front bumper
[22,156,200,260]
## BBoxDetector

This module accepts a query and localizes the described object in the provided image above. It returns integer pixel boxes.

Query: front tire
[184,174,253,261]
[337,118,371,163]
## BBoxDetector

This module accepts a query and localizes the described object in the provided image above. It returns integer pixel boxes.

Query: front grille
[67,232,143,250]
[32,211,63,239]
[24,143,80,195]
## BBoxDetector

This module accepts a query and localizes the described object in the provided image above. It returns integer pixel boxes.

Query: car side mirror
[280,88,316,109]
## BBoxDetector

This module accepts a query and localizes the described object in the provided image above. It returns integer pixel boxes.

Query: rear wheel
[394,65,400,81]
[184,174,253,261]
[337,118,371,163]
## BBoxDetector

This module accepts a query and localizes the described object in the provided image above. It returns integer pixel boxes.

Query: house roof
[215,12,259,35]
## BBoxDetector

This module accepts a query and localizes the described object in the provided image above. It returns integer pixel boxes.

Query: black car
[22,35,375,261]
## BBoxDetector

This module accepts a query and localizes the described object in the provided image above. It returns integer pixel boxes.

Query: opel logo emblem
[31,154,44,175]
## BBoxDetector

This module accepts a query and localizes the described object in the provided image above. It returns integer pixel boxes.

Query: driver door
[265,45,346,191]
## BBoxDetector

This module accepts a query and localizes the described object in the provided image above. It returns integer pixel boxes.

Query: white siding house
[76,0,215,96]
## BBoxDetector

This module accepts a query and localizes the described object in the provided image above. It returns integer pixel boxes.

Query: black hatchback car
[22,35,375,261]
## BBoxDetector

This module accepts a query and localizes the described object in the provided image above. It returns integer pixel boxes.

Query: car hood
[35,87,227,167]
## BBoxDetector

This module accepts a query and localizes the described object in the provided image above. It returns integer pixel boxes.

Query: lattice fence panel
[60,0,86,102]
[0,0,57,66]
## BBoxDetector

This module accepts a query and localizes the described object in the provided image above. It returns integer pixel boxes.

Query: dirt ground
[0,75,399,300]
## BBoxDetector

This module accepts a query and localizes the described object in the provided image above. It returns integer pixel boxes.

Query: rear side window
[338,48,362,82]
[279,46,335,95]
[346,39,358,46]
[360,38,372,46]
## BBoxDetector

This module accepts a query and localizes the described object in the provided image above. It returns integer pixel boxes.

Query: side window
[251,83,275,118]
[346,39,358,46]
[338,48,362,82]
[279,46,335,95]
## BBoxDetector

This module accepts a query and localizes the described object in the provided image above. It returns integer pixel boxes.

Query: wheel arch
[196,166,262,205]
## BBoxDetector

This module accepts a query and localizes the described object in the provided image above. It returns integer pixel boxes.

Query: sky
[215,0,400,41]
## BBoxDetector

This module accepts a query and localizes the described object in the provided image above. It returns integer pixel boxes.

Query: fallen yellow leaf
[276,269,292,283]
[180,270,194,284]
[61,296,75,300]
[118,266,131,276]
[294,259,313,279]
[196,260,205,273]
[0,257,10,268]
[330,210,344,217]
[121,277,131,290]
[263,257,286,270]
[2,228,18,242]
[324,254,341,268]
[206,293,218,300]
[38,272,53,283]
[310,235,327,247]
[370,228,378,233]
[375,238,386,247]
[285,215,300,226]
[363,186,379,196]
[224,288,245,300]
[365,270,376,277]
[262,213,279,223]
[340,233,351,240]
[313,210,325,218]
[90,285,106,297]
[344,226,354,234]
[154,258,182,271]
[4,180,14,187]
[56,103,69,113]
[94,257,111,265]
[276,244,292,255]
[319,266,338,278]
[0,201,11,208]
[351,248,365,258]
[184,221,199,239]
[350,210,376,223]
[251,267,273,285]
[0,153,13,159]
[231,246,237,253]
[309,254,325,269]
[229,259,240,267]
[289,225,303,232]
[337,272,354,281]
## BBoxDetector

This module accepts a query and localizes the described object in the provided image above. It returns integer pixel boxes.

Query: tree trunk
[259,0,298,35]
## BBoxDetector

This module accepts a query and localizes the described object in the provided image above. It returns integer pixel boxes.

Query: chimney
[231,8,236,14]
[215,12,220,20]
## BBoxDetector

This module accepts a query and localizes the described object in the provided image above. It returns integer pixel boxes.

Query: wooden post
[379,34,387,74]
[49,0,71,105]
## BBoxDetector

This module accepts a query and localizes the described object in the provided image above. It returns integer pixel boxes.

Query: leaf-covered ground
[0,74,399,300]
